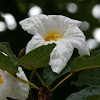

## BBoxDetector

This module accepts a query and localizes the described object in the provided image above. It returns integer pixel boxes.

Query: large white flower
[0,51,29,100]
[19,15,90,74]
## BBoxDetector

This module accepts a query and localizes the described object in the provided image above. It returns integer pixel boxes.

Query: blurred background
[0,0,100,56]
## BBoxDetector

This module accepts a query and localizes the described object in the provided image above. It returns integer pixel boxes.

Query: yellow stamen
[0,74,4,85]
[45,31,63,41]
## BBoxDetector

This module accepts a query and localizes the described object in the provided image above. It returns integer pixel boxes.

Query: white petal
[19,15,48,36]
[70,38,90,55]
[0,96,7,100]
[64,26,90,55]
[0,70,12,98]
[19,17,40,35]
[26,34,45,53]
[48,15,81,34]
[19,15,81,37]
[10,67,29,100]
[19,14,59,37]
[49,39,74,74]
[0,67,29,100]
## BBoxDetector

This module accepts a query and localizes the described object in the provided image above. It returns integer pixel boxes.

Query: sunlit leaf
[66,86,100,100]
[18,44,56,70]
[0,52,18,74]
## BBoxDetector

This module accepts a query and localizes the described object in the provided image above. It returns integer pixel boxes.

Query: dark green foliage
[85,95,100,100]
[0,42,18,64]
[0,42,18,74]
[0,51,18,74]
[74,68,100,87]
[42,58,74,86]
[66,86,100,100]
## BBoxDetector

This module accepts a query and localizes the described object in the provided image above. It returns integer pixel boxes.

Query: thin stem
[24,64,45,87]
[35,71,45,87]
[16,76,39,90]
[51,65,100,92]
[30,70,35,81]
[51,72,74,92]
[73,66,100,73]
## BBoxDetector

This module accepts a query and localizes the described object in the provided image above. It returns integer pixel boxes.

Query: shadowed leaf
[85,95,100,100]
[74,68,100,87]
[0,52,18,74]
[66,86,100,100]
[0,42,18,64]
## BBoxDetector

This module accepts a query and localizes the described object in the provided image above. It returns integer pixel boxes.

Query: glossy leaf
[0,42,18,64]
[18,44,56,70]
[0,52,18,74]
[66,86,100,100]
[74,68,100,87]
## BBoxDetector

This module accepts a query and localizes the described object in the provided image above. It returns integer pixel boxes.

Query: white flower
[0,54,29,100]
[19,15,90,74]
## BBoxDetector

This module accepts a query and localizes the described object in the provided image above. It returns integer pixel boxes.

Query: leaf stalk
[35,71,45,87]
[51,72,74,92]
[16,76,39,90]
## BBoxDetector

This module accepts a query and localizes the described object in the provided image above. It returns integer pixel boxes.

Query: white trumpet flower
[19,15,90,74]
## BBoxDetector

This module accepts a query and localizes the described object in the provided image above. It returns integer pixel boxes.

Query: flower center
[0,74,4,85]
[44,31,63,41]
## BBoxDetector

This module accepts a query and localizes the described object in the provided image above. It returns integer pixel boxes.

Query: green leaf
[86,95,100,100]
[18,44,56,70]
[71,54,100,72]
[0,42,18,64]
[0,52,18,74]
[42,58,74,86]
[74,68,100,87]
[66,86,100,100]
[91,49,100,57]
